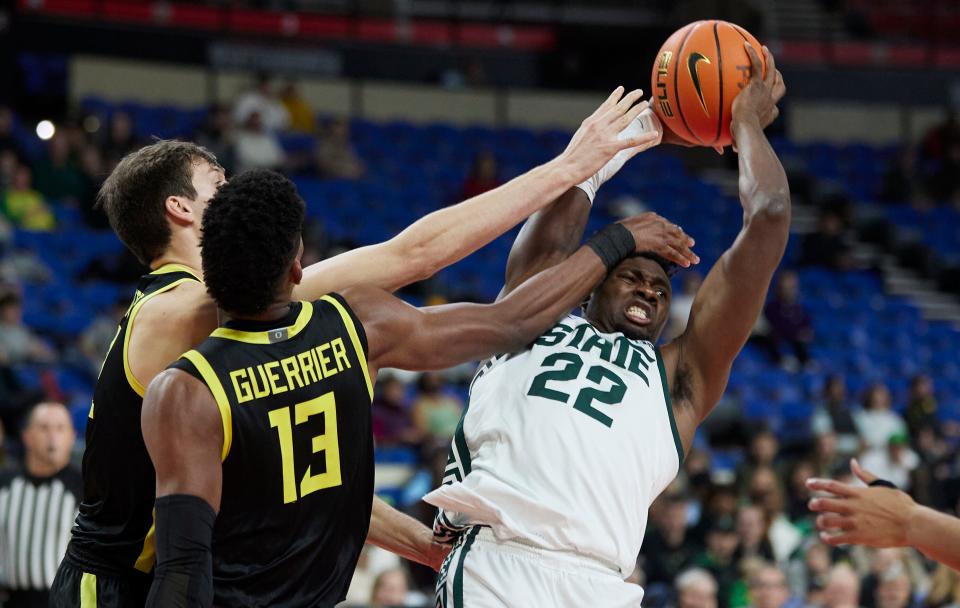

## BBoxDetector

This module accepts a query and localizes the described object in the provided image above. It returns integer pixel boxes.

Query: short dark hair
[97,140,220,265]
[201,169,304,316]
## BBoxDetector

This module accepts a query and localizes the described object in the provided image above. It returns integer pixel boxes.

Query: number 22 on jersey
[527,352,627,427]
[268,392,342,504]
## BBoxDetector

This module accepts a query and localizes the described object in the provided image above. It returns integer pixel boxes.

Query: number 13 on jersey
[268,392,342,504]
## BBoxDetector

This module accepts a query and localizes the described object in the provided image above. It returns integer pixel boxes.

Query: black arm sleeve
[145,494,217,608]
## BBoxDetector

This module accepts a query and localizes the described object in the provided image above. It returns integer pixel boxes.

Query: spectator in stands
[854,383,907,452]
[786,460,816,523]
[0,149,18,192]
[747,564,792,608]
[760,271,813,371]
[76,297,126,380]
[875,563,912,608]
[0,401,80,607]
[791,542,832,605]
[667,271,703,340]
[461,151,501,201]
[234,73,290,133]
[748,467,803,564]
[2,164,55,231]
[0,289,56,366]
[677,568,719,608]
[812,375,861,456]
[735,504,775,563]
[411,372,463,444]
[798,209,852,270]
[316,118,364,180]
[880,148,918,205]
[905,373,938,441]
[371,374,417,446]
[100,111,140,169]
[280,82,316,134]
[821,563,860,608]
[810,431,846,479]
[195,103,236,176]
[693,516,741,608]
[77,143,108,228]
[858,432,919,492]
[0,107,23,159]
[925,564,960,608]
[736,430,781,495]
[644,495,700,586]
[369,568,412,608]
[31,132,84,205]
[234,111,285,173]
[918,110,960,204]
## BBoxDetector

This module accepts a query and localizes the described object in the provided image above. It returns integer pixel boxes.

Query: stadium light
[36,120,55,140]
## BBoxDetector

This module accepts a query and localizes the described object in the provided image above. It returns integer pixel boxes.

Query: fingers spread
[808,497,854,515]
[816,513,854,531]
[806,478,860,498]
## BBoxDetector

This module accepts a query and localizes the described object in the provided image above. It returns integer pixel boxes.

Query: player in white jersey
[427,45,787,607]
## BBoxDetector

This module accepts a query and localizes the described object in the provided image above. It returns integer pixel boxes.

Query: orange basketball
[651,20,766,148]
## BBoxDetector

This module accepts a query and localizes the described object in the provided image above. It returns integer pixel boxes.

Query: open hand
[618,212,699,268]
[560,87,661,184]
[806,458,916,548]
[731,44,785,131]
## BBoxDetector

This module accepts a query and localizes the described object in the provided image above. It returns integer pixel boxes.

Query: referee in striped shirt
[0,402,80,608]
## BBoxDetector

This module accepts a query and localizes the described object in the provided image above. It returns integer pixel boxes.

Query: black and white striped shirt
[0,467,81,591]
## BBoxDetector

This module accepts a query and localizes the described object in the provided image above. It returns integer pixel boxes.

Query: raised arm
[346,214,696,374]
[662,45,788,446]
[293,87,654,298]
[142,369,224,608]
[499,103,667,299]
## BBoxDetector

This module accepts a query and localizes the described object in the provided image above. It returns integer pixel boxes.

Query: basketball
[651,20,766,147]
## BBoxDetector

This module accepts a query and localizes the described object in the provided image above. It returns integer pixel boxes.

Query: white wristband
[576,107,662,204]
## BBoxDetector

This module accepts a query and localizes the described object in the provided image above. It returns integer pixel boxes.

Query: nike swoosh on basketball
[687,52,711,116]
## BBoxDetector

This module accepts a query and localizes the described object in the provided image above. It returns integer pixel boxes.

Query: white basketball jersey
[424,314,684,577]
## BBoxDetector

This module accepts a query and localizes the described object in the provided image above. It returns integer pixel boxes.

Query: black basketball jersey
[66,264,201,577]
[169,294,375,608]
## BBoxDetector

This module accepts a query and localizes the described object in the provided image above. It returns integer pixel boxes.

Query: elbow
[745,193,791,227]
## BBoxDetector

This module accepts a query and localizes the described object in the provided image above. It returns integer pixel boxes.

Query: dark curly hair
[201,169,304,316]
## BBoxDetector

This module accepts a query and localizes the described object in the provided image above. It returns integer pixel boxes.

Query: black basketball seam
[713,22,724,145]
[731,23,750,43]
[674,22,704,145]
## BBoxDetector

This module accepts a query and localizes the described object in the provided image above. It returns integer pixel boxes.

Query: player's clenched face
[584,256,671,342]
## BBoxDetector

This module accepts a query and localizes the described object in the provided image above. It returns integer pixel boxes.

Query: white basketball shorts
[435,527,644,608]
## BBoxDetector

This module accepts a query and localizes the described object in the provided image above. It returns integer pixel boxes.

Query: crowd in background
[0,76,957,607]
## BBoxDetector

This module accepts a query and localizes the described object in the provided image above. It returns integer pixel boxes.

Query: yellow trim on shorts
[182,350,234,462]
[122,277,198,397]
[79,572,97,607]
[320,295,372,400]
[210,301,314,344]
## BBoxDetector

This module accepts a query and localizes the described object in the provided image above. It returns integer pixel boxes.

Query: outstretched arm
[294,87,654,298]
[499,103,670,299]
[142,369,224,608]
[807,459,960,571]
[346,214,696,374]
[661,45,788,450]
[367,496,449,571]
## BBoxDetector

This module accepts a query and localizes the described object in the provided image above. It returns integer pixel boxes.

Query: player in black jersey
[52,91,660,607]
[139,169,693,607]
